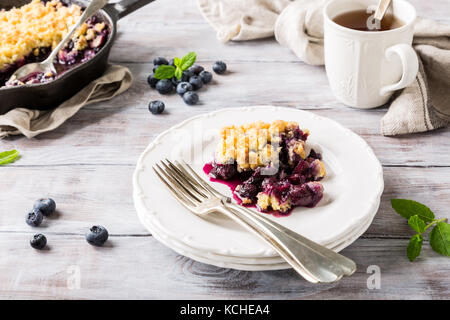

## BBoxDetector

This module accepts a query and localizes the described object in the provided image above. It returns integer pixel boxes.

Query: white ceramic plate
[138,198,378,270]
[133,106,384,258]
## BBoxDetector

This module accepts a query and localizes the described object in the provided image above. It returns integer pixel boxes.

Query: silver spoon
[8,0,108,84]
[374,0,392,21]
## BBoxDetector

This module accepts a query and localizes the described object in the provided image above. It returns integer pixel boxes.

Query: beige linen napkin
[198,0,450,136]
[0,65,133,138]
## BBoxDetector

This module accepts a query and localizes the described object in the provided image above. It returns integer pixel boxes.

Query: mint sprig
[391,199,449,261]
[0,149,20,165]
[153,52,197,80]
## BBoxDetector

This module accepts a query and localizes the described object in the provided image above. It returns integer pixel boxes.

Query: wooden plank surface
[0,0,449,299]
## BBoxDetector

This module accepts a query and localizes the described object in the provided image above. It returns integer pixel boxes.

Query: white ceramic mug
[323,0,418,109]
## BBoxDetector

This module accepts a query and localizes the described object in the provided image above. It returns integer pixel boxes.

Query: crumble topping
[0,0,98,71]
[215,120,309,172]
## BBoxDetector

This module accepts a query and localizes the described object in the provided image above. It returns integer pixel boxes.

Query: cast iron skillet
[0,0,155,115]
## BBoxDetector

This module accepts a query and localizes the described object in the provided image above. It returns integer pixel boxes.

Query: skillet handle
[105,0,155,19]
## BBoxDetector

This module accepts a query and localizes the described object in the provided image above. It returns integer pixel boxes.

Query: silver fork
[153,159,356,283]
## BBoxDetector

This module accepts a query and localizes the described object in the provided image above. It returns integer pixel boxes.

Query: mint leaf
[0,150,20,165]
[174,57,181,68]
[391,199,435,223]
[174,67,183,80]
[180,52,196,71]
[154,65,175,79]
[407,234,423,261]
[429,222,450,257]
[408,215,426,233]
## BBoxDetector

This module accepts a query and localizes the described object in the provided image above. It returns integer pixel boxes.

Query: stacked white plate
[133,106,384,271]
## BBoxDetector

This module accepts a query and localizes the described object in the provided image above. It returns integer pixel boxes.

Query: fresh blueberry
[147,73,159,88]
[176,82,193,96]
[86,225,109,246]
[199,70,213,84]
[155,79,173,94]
[183,69,195,79]
[33,198,56,216]
[189,75,203,90]
[153,57,169,66]
[171,76,180,87]
[183,91,199,105]
[168,58,175,66]
[148,100,165,114]
[213,61,227,74]
[188,64,204,75]
[26,209,44,227]
[30,234,47,250]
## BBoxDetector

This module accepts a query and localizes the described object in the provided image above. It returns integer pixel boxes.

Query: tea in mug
[333,9,404,31]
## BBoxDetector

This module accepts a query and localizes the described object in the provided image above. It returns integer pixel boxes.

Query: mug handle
[380,43,419,96]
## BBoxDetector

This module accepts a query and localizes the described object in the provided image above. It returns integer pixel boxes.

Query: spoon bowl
[7,0,108,85]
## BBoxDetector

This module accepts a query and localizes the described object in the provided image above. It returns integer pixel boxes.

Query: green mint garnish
[408,215,426,233]
[407,234,423,262]
[0,149,20,165]
[391,199,449,261]
[391,199,435,223]
[429,222,450,257]
[154,64,176,80]
[179,52,196,71]
[154,52,197,80]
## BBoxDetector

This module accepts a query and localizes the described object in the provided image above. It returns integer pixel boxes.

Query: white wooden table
[1,0,449,299]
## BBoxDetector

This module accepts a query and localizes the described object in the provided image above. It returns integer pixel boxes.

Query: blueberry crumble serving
[205,120,326,216]
[0,0,110,87]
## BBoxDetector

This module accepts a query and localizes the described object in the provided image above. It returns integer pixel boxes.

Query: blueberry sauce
[203,163,293,217]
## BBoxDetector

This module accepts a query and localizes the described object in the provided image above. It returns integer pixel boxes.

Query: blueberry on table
[199,70,213,84]
[33,198,56,216]
[176,82,193,96]
[188,64,204,75]
[86,225,109,246]
[213,61,227,74]
[153,57,169,66]
[183,69,195,79]
[147,73,159,88]
[168,58,175,66]
[26,209,44,227]
[149,100,165,114]
[30,234,47,250]
[171,76,180,87]
[155,79,173,94]
[183,91,199,105]
[189,75,203,90]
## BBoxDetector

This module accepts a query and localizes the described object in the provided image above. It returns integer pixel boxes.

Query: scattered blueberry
[176,82,193,96]
[30,234,47,250]
[153,57,169,66]
[86,225,109,246]
[189,75,203,90]
[33,198,56,216]
[199,70,213,84]
[155,79,173,94]
[188,64,204,75]
[183,91,199,105]
[26,209,44,227]
[213,61,227,74]
[183,69,195,79]
[149,100,165,114]
[171,76,180,87]
[147,73,159,88]
[168,58,175,66]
